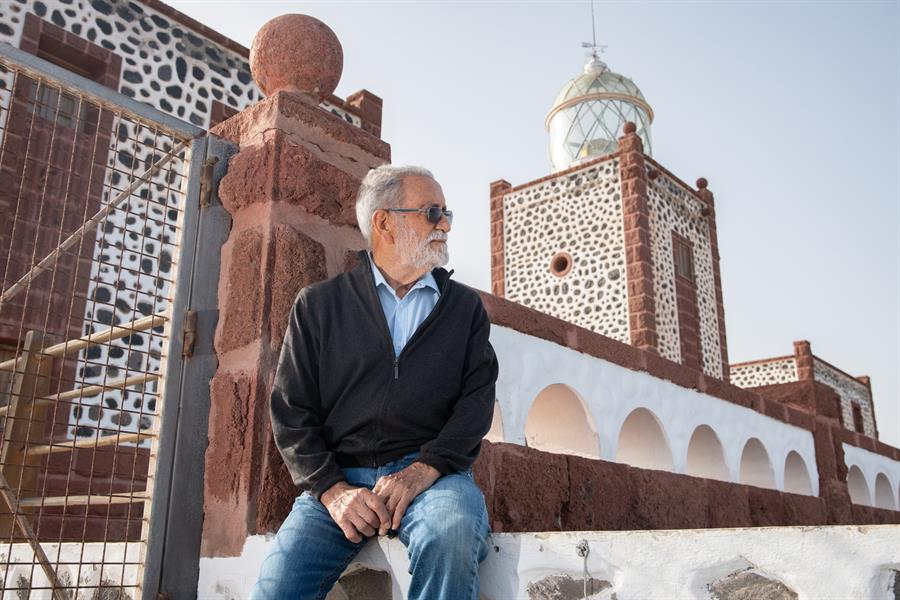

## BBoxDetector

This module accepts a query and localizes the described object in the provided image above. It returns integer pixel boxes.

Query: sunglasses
[384,206,454,225]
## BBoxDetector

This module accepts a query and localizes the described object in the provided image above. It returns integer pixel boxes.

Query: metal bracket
[199,156,219,208]
[181,310,197,358]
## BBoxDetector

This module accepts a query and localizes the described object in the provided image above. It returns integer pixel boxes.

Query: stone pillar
[201,14,390,557]
[489,179,511,297]
[617,122,658,353]
[696,177,730,381]
[793,340,814,382]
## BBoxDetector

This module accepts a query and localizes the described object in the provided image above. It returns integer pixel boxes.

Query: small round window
[550,252,573,277]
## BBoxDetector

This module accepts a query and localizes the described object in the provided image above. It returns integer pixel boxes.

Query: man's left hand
[373,461,441,533]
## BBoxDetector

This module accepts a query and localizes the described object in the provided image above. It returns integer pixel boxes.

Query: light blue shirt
[369,252,440,357]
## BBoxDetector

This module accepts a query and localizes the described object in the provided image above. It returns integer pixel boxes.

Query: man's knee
[407,511,487,559]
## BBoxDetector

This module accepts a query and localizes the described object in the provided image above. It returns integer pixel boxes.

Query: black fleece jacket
[269,250,499,499]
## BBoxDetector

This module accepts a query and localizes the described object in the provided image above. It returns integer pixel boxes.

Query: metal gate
[0,42,228,599]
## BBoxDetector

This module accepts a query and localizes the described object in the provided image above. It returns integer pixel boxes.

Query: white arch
[484,400,505,443]
[739,438,775,490]
[874,473,896,510]
[615,408,674,471]
[524,384,599,458]
[783,451,813,496]
[847,465,870,506]
[685,425,729,481]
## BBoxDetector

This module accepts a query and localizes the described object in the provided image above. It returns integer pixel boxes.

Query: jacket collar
[355,249,453,294]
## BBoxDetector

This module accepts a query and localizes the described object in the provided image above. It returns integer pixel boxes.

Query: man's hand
[320,482,391,543]
[373,461,441,533]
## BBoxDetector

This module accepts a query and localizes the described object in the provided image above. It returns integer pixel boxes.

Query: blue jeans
[250,452,491,600]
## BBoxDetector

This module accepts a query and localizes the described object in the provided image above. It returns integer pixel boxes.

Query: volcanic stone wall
[500,156,630,344]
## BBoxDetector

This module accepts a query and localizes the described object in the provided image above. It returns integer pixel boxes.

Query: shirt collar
[368,251,439,296]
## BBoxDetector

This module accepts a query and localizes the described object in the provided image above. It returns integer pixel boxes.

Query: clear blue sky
[168,0,899,447]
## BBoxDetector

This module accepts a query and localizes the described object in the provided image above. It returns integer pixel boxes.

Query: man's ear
[372,209,394,244]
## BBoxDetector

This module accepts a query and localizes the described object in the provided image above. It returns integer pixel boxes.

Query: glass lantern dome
[546,56,653,172]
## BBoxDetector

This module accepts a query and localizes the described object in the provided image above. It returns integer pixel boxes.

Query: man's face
[392,175,451,270]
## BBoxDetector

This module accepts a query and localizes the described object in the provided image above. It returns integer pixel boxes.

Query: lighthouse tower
[490,53,730,379]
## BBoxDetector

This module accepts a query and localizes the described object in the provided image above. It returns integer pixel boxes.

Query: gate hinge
[182,309,197,358]
[199,155,219,208]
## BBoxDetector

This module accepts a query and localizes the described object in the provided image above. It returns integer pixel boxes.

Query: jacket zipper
[393,274,452,378]
[360,251,454,464]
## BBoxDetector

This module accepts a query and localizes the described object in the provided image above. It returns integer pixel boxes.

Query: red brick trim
[672,231,701,371]
[20,13,122,90]
[140,0,250,59]
[617,125,658,352]
[343,90,383,138]
[793,340,814,381]
[489,180,511,297]
[696,180,729,380]
[210,99,239,128]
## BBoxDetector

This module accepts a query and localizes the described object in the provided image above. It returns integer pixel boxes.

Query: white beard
[395,226,449,270]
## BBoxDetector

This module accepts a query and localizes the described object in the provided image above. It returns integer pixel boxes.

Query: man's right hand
[320,482,391,543]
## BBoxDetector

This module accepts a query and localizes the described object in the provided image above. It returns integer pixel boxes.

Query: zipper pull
[393,358,399,379]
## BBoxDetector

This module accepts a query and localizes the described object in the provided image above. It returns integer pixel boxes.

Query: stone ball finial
[623,121,636,135]
[696,177,708,189]
[250,14,343,100]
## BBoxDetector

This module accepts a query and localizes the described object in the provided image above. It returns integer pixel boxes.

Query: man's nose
[435,213,451,232]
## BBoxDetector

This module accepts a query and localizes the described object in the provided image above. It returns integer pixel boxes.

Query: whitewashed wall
[491,325,819,495]
[198,526,900,600]
[843,443,900,510]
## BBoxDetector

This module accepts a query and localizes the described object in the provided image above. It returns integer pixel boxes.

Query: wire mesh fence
[0,46,196,599]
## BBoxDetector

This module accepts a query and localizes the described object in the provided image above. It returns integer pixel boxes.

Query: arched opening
[874,473,896,510]
[739,438,775,490]
[524,384,599,457]
[783,451,812,495]
[685,425,729,481]
[847,465,870,506]
[484,400,504,443]
[615,408,674,471]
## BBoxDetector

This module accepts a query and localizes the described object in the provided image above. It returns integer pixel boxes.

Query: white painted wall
[843,443,900,510]
[0,542,142,599]
[198,526,900,600]
[491,326,819,495]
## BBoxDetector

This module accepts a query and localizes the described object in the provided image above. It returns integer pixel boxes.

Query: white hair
[355,164,435,246]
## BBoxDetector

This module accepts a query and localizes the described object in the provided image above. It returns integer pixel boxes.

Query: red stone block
[564,454,634,531]
[490,444,569,532]
[267,224,327,352]
[254,429,299,534]
[628,467,709,530]
[706,479,752,528]
[215,228,263,354]
[781,492,828,525]
[748,486,788,526]
[218,142,277,213]
[473,441,499,527]
[276,136,363,227]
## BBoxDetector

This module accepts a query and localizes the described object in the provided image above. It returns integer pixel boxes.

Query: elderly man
[251,165,499,600]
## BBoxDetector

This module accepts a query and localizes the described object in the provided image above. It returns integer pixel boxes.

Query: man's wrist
[411,461,441,481]
[320,480,353,506]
